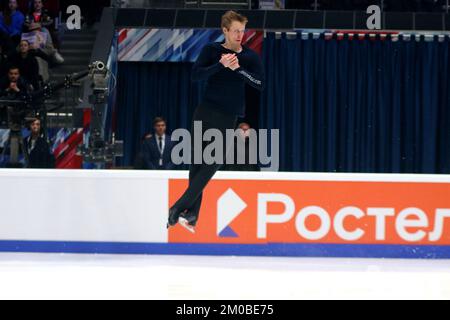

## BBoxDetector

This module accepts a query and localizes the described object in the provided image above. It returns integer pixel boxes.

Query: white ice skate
[178,216,195,234]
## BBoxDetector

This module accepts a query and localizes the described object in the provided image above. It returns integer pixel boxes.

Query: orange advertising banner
[169,179,450,246]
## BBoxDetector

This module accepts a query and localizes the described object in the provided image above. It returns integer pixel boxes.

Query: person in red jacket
[23,0,63,63]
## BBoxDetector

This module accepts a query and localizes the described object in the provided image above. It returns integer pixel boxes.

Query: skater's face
[223,21,246,47]
[154,121,166,136]
[8,68,20,82]
[9,0,18,11]
[30,120,41,135]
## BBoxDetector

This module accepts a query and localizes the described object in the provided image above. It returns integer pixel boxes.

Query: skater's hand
[220,54,237,68]
[228,59,240,71]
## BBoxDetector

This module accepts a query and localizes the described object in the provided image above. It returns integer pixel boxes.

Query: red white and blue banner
[118,28,264,62]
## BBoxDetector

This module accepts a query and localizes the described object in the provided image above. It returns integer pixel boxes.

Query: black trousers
[172,104,238,226]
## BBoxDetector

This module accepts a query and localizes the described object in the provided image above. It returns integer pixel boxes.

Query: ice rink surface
[0,253,449,300]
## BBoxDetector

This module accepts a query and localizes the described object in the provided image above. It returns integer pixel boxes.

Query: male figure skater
[168,11,265,232]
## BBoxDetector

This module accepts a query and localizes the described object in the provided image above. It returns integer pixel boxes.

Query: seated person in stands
[140,117,176,170]
[25,0,59,46]
[9,40,40,90]
[0,65,28,100]
[24,0,53,31]
[0,65,30,129]
[24,0,63,63]
[23,117,55,168]
[0,0,25,54]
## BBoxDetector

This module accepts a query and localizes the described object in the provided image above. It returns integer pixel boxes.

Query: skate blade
[178,217,195,234]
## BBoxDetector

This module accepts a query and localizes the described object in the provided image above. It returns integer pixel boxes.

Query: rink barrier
[0,170,449,259]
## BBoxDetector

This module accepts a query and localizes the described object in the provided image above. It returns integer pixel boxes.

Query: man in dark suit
[23,117,55,168]
[140,117,175,170]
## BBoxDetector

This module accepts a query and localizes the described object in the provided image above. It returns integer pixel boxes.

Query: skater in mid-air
[167,10,265,233]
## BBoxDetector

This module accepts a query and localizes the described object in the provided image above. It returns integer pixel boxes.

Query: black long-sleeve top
[191,42,265,117]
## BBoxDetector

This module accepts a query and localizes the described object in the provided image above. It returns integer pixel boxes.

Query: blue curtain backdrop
[116,33,450,173]
[261,32,450,173]
[116,62,203,167]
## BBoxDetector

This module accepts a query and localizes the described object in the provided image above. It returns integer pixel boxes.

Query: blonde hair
[221,10,248,30]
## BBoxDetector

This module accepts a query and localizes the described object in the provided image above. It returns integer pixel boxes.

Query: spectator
[26,0,60,47]
[9,40,40,89]
[23,117,55,168]
[0,65,28,100]
[24,0,63,63]
[0,0,25,54]
[0,65,30,130]
[140,117,176,170]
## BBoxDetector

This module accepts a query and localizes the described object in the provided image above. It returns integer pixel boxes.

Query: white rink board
[0,170,169,243]
[0,169,450,259]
